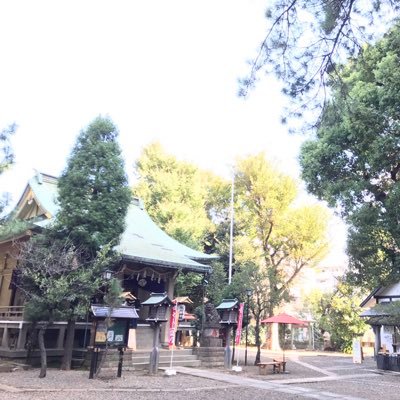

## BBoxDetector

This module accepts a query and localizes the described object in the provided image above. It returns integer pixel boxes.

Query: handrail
[0,306,25,320]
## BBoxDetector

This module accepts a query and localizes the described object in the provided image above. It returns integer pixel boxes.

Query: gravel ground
[0,369,300,400]
[0,353,398,400]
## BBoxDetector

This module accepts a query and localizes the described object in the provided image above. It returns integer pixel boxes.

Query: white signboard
[352,338,362,364]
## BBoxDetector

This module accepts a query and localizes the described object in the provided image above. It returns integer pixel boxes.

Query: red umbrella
[261,313,306,326]
[261,313,307,363]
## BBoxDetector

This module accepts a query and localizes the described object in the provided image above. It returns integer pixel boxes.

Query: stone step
[130,355,199,364]
[131,359,202,370]
[200,361,224,368]
[196,356,224,363]
[193,348,225,356]
[99,348,201,370]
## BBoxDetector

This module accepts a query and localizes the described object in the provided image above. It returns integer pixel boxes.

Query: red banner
[235,303,244,345]
[168,302,178,347]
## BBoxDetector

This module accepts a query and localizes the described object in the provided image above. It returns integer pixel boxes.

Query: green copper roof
[115,198,215,273]
[141,292,173,307]
[27,173,59,217]
[216,299,239,310]
[11,173,215,274]
[91,305,139,319]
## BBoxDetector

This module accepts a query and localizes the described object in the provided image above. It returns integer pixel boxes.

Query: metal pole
[117,347,124,378]
[228,172,234,285]
[245,295,249,366]
[89,348,99,379]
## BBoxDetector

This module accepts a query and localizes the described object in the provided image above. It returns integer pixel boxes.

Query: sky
[0,0,347,266]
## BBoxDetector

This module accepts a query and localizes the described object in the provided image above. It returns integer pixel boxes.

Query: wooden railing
[0,306,25,320]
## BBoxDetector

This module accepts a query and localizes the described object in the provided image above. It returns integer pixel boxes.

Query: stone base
[194,346,224,368]
[200,337,222,347]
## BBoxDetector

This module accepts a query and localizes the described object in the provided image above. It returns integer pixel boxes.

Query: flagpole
[228,171,234,285]
[165,301,178,376]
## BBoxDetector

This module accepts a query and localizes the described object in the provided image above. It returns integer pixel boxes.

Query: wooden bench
[257,360,286,374]
[273,359,286,373]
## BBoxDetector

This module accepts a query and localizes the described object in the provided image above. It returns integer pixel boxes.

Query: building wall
[0,241,17,308]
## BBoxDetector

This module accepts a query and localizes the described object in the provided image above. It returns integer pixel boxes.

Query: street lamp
[245,288,253,366]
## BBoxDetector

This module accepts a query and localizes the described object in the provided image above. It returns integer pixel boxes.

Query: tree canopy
[0,123,16,216]
[56,116,132,256]
[17,116,131,372]
[240,0,400,126]
[300,23,400,289]
[134,145,330,363]
[305,282,367,353]
[234,153,329,316]
[133,142,214,250]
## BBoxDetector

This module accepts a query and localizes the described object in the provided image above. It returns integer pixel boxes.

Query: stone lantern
[141,292,173,374]
[216,299,239,369]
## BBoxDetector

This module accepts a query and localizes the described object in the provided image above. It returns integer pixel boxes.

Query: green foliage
[0,123,15,175]
[104,278,124,309]
[133,142,228,307]
[300,23,400,289]
[133,146,329,334]
[56,116,131,255]
[16,234,116,322]
[240,0,400,128]
[305,282,368,353]
[0,217,29,241]
[175,272,203,305]
[204,262,226,306]
[133,142,214,250]
[246,324,267,347]
[234,153,329,315]
[0,123,16,216]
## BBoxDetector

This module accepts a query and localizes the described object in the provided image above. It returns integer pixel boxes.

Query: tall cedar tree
[55,116,131,369]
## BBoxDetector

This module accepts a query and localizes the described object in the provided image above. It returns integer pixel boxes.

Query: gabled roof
[141,292,173,307]
[14,172,59,221]
[7,172,215,274]
[216,299,239,310]
[360,287,382,308]
[116,198,215,273]
[91,305,139,319]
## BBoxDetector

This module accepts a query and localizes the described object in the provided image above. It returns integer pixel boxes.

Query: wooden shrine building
[0,172,215,360]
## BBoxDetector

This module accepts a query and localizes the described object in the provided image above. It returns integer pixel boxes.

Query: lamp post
[245,288,253,366]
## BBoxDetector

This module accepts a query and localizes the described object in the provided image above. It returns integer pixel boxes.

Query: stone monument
[200,302,222,347]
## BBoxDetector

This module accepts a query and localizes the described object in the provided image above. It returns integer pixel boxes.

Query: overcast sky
[0,0,346,265]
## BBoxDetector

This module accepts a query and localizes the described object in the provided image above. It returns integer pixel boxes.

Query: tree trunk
[25,322,37,365]
[254,315,261,365]
[38,323,47,378]
[61,319,76,370]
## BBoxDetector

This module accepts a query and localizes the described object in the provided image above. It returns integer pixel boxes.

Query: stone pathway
[172,366,377,400]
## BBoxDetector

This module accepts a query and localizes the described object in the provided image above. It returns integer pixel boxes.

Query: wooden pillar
[16,323,28,349]
[127,328,136,350]
[373,325,382,359]
[1,326,8,348]
[57,326,67,348]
